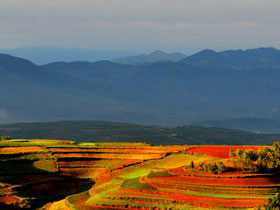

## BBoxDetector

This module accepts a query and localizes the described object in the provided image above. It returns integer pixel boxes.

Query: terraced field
[0,139,278,209]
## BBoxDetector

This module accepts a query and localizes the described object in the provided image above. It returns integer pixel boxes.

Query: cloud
[0,0,279,52]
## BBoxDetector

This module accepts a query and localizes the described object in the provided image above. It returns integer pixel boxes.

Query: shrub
[190,161,194,169]
[264,193,280,210]
[229,149,235,157]
[1,136,11,140]
[199,161,227,174]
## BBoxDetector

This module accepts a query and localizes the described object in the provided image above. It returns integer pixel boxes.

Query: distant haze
[0,47,138,64]
[0,0,279,53]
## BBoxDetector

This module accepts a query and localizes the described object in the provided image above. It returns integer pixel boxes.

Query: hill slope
[2,48,280,132]
[0,54,121,123]
[0,121,279,145]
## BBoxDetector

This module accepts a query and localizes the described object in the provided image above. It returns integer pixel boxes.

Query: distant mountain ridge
[195,118,280,134]
[0,47,137,64]
[0,120,279,145]
[113,50,186,65]
[2,47,280,133]
[180,47,280,70]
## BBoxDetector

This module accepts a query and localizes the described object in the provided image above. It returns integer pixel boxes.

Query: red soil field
[58,159,142,168]
[187,145,264,158]
[169,166,258,177]
[0,146,47,154]
[87,204,150,210]
[120,188,265,208]
[0,196,20,205]
[55,153,165,160]
[151,175,280,187]
[148,181,272,197]
[50,148,166,154]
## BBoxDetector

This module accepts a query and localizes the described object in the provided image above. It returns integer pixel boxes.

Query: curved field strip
[54,153,165,160]
[0,139,75,147]
[147,181,275,197]
[112,166,154,179]
[139,153,217,170]
[187,146,265,158]
[0,146,47,154]
[59,167,110,179]
[49,148,167,154]
[43,199,71,210]
[77,142,150,148]
[17,179,93,198]
[119,188,265,208]
[150,175,280,187]
[146,181,267,199]
[0,195,21,207]
[169,166,266,178]
[58,159,143,169]
[65,191,93,210]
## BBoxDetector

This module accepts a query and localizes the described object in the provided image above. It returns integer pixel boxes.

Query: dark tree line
[0,136,11,140]
[199,161,227,174]
[230,141,280,173]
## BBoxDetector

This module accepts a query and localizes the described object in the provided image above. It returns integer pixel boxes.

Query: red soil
[87,204,150,210]
[50,148,166,154]
[0,146,47,154]
[0,195,20,205]
[58,159,142,168]
[169,166,256,177]
[120,188,265,208]
[55,153,165,160]
[151,175,280,187]
[187,145,264,158]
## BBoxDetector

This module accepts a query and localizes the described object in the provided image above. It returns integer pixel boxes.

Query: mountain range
[0,120,279,145]
[1,47,280,133]
[0,47,138,64]
[113,50,186,65]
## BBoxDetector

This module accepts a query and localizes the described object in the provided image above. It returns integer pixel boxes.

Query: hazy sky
[0,0,279,53]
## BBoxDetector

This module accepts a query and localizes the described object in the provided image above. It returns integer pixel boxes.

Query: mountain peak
[149,50,167,56]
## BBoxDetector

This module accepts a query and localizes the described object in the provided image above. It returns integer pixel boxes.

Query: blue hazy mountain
[0,47,137,64]
[195,118,280,134]
[113,50,186,65]
[2,47,280,133]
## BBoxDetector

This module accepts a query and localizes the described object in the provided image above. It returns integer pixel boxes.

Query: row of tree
[198,161,227,174]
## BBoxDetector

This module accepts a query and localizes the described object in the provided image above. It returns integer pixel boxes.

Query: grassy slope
[0,121,280,145]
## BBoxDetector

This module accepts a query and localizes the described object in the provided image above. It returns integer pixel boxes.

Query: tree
[217,161,226,173]
[265,193,280,210]
[190,161,194,169]
[229,149,235,158]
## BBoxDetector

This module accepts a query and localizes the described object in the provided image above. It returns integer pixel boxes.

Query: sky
[0,0,279,54]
